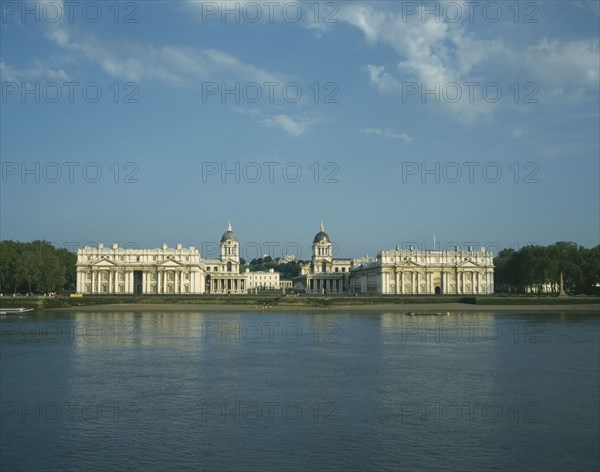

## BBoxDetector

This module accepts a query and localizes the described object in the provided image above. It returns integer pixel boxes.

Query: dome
[313,222,330,243]
[220,222,238,243]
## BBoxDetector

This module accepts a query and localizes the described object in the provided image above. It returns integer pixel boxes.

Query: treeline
[494,242,600,295]
[0,240,77,294]
[241,256,305,280]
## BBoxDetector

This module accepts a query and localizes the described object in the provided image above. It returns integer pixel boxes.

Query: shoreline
[47,302,600,313]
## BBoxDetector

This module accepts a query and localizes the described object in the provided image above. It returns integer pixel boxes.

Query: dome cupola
[220,221,238,243]
[313,221,330,244]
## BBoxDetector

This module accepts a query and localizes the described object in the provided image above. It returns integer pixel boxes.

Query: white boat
[0,307,34,315]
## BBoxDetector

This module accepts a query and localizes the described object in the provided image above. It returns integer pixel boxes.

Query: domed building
[202,221,284,294]
[203,221,249,294]
[76,221,494,296]
[294,222,495,295]
[293,222,353,294]
[76,222,282,295]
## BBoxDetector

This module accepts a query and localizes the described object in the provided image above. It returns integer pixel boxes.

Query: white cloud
[34,1,283,86]
[231,106,262,116]
[519,38,599,98]
[0,62,19,82]
[571,1,600,16]
[0,60,71,82]
[338,2,599,122]
[47,31,281,86]
[259,114,310,136]
[184,0,334,34]
[366,65,399,92]
[337,3,501,122]
[360,128,413,143]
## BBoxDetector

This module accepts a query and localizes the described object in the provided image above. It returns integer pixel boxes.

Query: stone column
[455,269,459,294]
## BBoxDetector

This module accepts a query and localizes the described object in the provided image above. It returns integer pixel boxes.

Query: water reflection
[1,310,598,472]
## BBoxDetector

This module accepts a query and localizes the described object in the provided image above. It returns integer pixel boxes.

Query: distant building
[77,222,284,295]
[203,222,248,294]
[349,246,494,295]
[76,242,204,295]
[244,268,281,291]
[77,222,494,295]
[293,223,352,294]
[293,223,494,295]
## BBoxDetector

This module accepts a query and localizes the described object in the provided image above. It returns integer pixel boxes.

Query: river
[1,309,598,471]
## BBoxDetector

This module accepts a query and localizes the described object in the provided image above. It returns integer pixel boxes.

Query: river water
[1,310,598,471]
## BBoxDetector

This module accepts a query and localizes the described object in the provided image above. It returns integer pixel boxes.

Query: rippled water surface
[1,310,599,471]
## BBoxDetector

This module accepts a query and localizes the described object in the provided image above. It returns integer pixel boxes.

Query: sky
[1,0,599,261]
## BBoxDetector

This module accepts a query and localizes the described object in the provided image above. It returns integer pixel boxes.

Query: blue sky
[1,0,598,260]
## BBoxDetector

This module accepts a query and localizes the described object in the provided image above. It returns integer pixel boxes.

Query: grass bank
[1,294,598,311]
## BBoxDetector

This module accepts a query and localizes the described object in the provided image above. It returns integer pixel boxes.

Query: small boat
[404,310,451,316]
[0,307,34,315]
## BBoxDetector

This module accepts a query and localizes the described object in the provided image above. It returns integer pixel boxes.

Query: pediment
[159,259,185,267]
[400,260,424,268]
[92,259,117,267]
[457,260,481,268]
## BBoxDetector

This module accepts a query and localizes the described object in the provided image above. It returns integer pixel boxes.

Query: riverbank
[49,302,600,313]
[2,295,598,313]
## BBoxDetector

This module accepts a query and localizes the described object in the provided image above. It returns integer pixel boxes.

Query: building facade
[77,222,494,295]
[203,222,248,294]
[77,223,287,295]
[76,243,204,295]
[349,247,494,295]
[244,268,281,291]
[293,223,352,294]
[293,224,494,295]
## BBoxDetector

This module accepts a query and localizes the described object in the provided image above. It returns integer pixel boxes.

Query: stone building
[77,222,494,295]
[244,268,281,291]
[349,246,494,294]
[76,242,204,295]
[203,222,248,294]
[293,223,352,294]
[76,222,286,295]
[293,223,494,295]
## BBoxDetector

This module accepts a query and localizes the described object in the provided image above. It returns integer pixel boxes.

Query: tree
[0,240,75,293]
[493,242,598,294]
